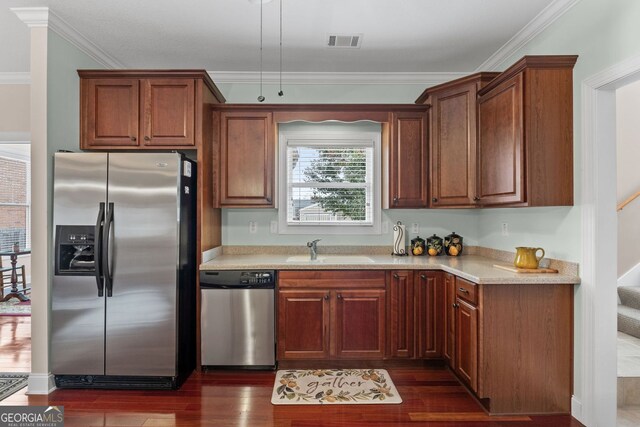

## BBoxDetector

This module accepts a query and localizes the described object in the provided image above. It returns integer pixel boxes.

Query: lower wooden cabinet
[277,271,386,360]
[443,273,456,365]
[277,290,330,360]
[335,289,386,359]
[454,297,478,392]
[276,269,573,415]
[388,271,414,358]
[415,271,444,359]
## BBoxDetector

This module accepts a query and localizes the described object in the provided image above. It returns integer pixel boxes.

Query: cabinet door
[443,273,456,366]
[389,271,414,358]
[415,271,443,359]
[430,84,478,207]
[455,298,478,392]
[477,74,525,205]
[277,290,330,360]
[82,79,139,148]
[335,289,386,359]
[389,112,428,208]
[141,79,195,146]
[220,112,274,207]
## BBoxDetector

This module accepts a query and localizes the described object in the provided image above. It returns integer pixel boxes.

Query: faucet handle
[307,239,321,247]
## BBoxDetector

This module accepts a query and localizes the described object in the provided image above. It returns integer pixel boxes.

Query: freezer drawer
[201,288,275,367]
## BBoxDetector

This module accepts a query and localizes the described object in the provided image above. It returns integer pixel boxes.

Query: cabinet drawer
[455,277,478,305]
[279,270,386,289]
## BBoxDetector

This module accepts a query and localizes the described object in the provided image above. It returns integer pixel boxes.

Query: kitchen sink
[285,255,375,263]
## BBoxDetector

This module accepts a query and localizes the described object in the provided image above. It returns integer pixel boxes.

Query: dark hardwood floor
[0,315,584,426]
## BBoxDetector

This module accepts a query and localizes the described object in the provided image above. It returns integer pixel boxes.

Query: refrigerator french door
[52,152,196,389]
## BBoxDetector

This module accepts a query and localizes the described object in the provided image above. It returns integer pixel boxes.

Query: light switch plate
[411,223,419,234]
[249,221,257,234]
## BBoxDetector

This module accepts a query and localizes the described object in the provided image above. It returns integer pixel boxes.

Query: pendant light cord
[258,0,265,102]
[278,0,284,96]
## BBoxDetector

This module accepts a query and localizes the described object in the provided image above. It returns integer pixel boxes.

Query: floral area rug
[0,373,28,402]
[271,369,402,405]
[0,300,30,316]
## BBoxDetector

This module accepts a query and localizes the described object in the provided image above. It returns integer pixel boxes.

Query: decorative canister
[426,234,443,256]
[411,236,426,256]
[444,232,463,256]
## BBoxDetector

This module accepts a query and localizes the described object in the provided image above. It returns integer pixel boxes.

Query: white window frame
[278,131,381,235]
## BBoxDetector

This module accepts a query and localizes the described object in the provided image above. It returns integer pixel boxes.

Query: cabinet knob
[337,294,343,300]
[266,197,272,203]
[144,136,151,141]
[393,273,399,279]
[453,303,459,308]
[458,287,469,294]
[432,197,438,203]
[420,274,426,279]
[130,136,137,142]
[473,196,480,201]
[393,196,398,204]
[324,294,329,300]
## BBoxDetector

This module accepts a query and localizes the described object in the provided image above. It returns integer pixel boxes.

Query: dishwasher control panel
[240,271,274,285]
[200,270,276,288]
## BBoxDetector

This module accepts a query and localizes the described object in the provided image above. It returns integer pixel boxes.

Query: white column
[12,7,55,394]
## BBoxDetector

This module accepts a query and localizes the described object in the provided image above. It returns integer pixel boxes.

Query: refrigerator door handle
[103,202,114,297]
[94,202,105,297]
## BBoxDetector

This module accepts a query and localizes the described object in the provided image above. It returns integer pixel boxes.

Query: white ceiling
[0,0,558,74]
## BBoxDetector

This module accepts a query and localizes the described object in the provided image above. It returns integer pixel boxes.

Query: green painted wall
[46,30,104,270]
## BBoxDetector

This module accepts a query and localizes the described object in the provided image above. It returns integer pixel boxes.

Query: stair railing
[618,191,640,211]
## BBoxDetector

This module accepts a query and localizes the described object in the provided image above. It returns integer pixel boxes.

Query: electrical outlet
[382,221,389,234]
[249,221,257,234]
[411,223,419,234]
[270,221,278,234]
[501,222,509,236]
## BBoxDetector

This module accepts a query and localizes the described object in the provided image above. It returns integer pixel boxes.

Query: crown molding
[0,72,31,85]
[48,9,124,68]
[11,7,124,69]
[475,0,583,71]
[208,71,469,86]
[10,7,49,27]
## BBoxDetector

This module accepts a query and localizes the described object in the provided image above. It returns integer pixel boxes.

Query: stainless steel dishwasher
[200,270,276,369]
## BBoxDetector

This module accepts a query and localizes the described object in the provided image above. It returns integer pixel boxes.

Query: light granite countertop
[200,253,580,285]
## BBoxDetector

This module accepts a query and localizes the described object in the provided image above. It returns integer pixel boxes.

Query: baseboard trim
[571,396,582,422]
[27,373,56,394]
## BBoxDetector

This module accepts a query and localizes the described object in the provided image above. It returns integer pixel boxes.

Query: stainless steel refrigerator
[52,152,196,389]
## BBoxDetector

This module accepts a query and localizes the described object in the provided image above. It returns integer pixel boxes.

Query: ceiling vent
[326,34,363,48]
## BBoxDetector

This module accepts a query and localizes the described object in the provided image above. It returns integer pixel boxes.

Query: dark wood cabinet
[422,73,499,208]
[218,111,274,207]
[277,270,386,360]
[477,55,577,207]
[389,111,429,208]
[443,273,456,365]
[477,74,524,205]
[388,271,414,358]
[82,78,140,148]
[141,79,195,146]
[335,289,386,359]
[79,71,223,150]
[415,271,444,359]
[455,298,478,392]
[277,290,330,360]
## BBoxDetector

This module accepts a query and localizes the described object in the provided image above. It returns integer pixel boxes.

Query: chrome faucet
[307,239,321,261]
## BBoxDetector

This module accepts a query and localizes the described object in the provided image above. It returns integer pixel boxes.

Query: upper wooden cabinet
[218,111,274,207]
[79,70,225,150]
[389,111,429,208]
[419,73,499,208]
[477,56,577,207]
